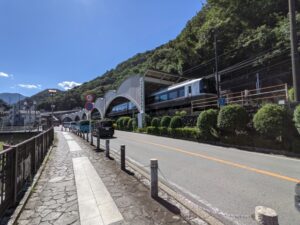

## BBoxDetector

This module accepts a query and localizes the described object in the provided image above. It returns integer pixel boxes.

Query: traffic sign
[85,102,94,111]
[85,94,94,102]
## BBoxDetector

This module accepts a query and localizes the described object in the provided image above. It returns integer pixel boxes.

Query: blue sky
[0,0,203,96]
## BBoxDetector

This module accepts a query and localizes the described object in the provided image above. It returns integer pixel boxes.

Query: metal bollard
[255,206,279,225]
[90,132,94,146]
[105,140,110,158]
[120,145,126,171]
[96,135,100,150]
[150,159,158,198]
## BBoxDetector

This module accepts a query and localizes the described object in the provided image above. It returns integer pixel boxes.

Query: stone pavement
[15,130,194,225]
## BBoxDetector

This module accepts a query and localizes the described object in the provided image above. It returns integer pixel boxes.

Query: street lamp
[48,89,57,127]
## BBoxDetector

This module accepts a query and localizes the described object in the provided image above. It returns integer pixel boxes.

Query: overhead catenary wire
[183,45,292,77]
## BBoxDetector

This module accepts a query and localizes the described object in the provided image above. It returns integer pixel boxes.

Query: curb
[7,138,57,225]
[105,144,225,225]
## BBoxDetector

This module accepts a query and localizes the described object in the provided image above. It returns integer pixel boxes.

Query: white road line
[62,132,74,140]
[73,157,123,225]
[67,140,82,152]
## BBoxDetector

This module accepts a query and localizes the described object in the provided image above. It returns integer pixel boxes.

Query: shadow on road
[154,196,181,215]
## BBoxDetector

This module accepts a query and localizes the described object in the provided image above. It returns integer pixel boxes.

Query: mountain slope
[18,89,63,111]
[0,93,27,105]
[37,0,300,111]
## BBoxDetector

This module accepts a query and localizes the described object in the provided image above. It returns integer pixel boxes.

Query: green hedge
[217,104,248,134]
[146,126,200,140]
[253,104,286,139]
[146,126,158,135]
[169,116,182,129]
[197,109,218,139]
[289,88,295,102]
[151,117,160,128]
[160,116,171,127]
[293,105,300,128]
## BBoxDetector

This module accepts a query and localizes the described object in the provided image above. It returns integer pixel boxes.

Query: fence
[0,127,54,217]
[191,83,288,112]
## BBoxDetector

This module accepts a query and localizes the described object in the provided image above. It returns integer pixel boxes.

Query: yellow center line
[123,135,300,184]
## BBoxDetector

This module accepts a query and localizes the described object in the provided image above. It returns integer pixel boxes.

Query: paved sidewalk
[16,130,193,225]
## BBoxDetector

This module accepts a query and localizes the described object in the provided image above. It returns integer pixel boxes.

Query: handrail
[191,84,288,112]
[0,127,54,218]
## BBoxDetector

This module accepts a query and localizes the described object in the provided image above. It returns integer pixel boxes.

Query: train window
[168,91,177,100]
[159,93,168,102]
[178,87,185,97]
[188,86,192,94]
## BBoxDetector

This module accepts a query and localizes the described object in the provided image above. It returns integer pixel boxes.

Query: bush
[169,116,182,129]
[146,126,158,135]
[175,111,187,117]
[289,88,295,102]
[151,117,160,128]
[158,127,168,136]
[116,117,123,129]
[293,105,300,127]
[160,116,171,128]
[127,118,137,131]
[217,104,248,134]
[197,109,218,139]
[144,114,152,127]
[122,117,131,130]
[132,119,138,130]
[253,104,286,139]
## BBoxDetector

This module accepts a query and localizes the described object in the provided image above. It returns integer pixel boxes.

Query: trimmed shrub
[144,114,152,127]
[169,116,182,129]
[197,109,218,139]
[116,117,131,130]
[158,127,168,136]
[127,118,137,131]
[146,126,158,135]
[132,119,138,130]
[253,104,286,139]
[293,105,300,127]
[217,104,248,134]
[151,117,160,128]
[289,88,295,102]
[116,117,122,129]
[136,127,146,133]
[160,116,171,128]
[181,127,200,139]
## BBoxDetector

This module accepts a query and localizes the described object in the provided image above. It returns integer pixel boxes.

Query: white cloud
[58,81,82,90]
[0,72,10,78]
[18,84,42,89]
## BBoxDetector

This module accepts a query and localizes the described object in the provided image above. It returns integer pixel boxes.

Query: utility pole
[214,32,221,101]
[289,0,300,102]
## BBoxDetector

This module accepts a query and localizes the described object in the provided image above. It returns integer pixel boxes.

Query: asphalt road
[96,131,300,225]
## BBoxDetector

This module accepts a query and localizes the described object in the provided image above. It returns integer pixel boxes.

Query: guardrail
[0,126,39,132]
[191,83,288,112]
[0,127,54,217]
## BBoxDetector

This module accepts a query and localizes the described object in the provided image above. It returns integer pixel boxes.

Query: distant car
[70,122,78,131]
[63,122,71,128]
[94,119,114,138]
[78,120,91,133]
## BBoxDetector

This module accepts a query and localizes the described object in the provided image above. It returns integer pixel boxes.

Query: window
[178,87,185,97]
[188,86,192,95]
[168,91,178,100]
[159,93,168,102]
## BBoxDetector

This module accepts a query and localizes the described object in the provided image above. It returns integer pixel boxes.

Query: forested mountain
[0,93,26,105]
[37,0,300,111]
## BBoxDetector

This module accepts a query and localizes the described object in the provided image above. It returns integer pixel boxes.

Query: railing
[191,84,288,112]
[0,126,38,132]
[0,127,54,217]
